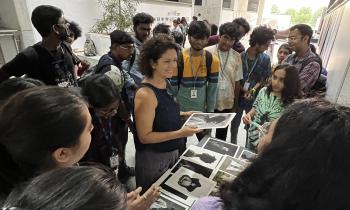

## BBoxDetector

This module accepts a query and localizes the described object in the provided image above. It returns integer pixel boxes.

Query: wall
[25,0,102,49]
[321,1,350,106]
[137,0,192,26]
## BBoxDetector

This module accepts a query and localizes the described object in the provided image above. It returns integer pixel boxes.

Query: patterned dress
[247,87,284,151]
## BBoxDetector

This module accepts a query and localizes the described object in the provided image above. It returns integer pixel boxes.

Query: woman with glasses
[81,73,134,183]
[134,34,202,193]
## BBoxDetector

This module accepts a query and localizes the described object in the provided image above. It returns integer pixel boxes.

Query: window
[194,0,202,6]
[223,0,231,8]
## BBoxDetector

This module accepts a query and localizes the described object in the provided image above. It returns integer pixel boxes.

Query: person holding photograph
[242,64,302,151]
[133,34,202,193]
[192,98,350,210]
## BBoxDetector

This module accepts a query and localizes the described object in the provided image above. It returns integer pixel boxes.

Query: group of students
[0,3,344,210]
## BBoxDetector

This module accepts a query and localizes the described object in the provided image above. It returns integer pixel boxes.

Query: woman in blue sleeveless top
[133,34,201,193]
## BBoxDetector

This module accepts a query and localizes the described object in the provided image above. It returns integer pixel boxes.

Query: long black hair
[3,166,127,210]
[267,64,302,105]
[220,99,350,210]
[0,87,87,196]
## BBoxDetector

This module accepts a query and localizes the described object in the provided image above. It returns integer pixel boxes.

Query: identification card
[243,82,250,92]
[109,155,119,168]
[190,89,198,99]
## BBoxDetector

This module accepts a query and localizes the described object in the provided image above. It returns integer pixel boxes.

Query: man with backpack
[0,5,77,87]
[283,24,322,96]
[170,21,219,141]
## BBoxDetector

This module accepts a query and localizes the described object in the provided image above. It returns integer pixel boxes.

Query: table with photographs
[150,135,257,210]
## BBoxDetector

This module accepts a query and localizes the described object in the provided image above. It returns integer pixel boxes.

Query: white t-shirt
[205,45,243,111]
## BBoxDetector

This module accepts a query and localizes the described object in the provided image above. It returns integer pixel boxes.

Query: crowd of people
[0,4,348,210]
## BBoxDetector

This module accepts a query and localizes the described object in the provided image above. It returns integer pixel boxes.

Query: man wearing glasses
[0,5,77,87]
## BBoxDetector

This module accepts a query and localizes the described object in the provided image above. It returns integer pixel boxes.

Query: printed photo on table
[182,145,223,169]
[210,170,236,196]
[203,137,239,157]
[150,193,189,210]
[218,155,248,176]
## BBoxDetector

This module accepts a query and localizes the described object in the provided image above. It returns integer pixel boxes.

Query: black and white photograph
[183,113,235,129]
[150,194,189,210]
[210,170,236,196]
[165,167,216,198]
[182,145,223,169]
[171,158,213,178]
[218,155,248,176]
[203,137,239,157]
[239,149,257,162]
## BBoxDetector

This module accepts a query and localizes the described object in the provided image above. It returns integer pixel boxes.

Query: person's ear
[52,147,74,167]
[150,60,157,69]
[52,25,59,35]
[110,43,118,51]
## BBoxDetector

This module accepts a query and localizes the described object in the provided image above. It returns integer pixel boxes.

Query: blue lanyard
[244,53,259,80]
[95,114,113,147]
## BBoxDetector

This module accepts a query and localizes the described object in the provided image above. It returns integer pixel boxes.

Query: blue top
[133,83,184,152]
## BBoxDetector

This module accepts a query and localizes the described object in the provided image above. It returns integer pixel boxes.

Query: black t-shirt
[0,42,77,87]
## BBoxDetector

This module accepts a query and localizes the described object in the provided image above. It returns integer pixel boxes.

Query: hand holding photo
[183,113,235,129]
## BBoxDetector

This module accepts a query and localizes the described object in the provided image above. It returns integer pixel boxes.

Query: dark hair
[0,78,44,103]
[3,166,127,210]
[310,43,317,54]
[132,12,154,27]
[173,19,180,24]
[81,74,120,109]
[278,43,292,54]
[210,24,218,36]
[192,16,198,21]
[290,23,313,44]
[153,23,171,36]
[249,25,275,47]
[68,21,82,40]
[232,17,251,34]
[219,98,350,210]
[31,5,63,37]
[188,21,210,39]
[139,34,178,78]
[219,22,241,40]
[266,64,301,105]
[0,87,87,196]
[109,30,133,46]
[172,31,184,45]
[180,17,188,25]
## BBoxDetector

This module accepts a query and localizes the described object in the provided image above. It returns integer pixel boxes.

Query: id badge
[190,89,198,99]
[243,82,250,92]
[109,154,119,168]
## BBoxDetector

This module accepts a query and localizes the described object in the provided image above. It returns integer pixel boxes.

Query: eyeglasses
[95,105,119,118]
[119,44,134,50]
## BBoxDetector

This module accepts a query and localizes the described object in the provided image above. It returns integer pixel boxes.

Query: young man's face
[134,23,152,43]
[189,36,208,51]
[111,43,134,60]
[218,34,236,52]
[53,17,70,41]
[288,29,309,53]
[237,25,247,41]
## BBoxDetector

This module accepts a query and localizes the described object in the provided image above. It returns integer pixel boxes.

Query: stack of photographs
[153,139,257,208]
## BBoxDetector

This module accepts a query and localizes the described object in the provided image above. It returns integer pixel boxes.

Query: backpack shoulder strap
[205,50,212,78]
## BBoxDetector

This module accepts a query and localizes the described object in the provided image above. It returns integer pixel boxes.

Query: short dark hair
[109,30,133,46]
[153,23,171,36]
[249,25,275,47]
[188,21,210,39]
[267,64,302,105]
[290,23,313,44]
[82,74,120,109]
[210,24,218,36]
[220,98,350,210]
[192,16,198,21]
[3,166,127,210]
[139,34,178,78]
[232,17,251,34]
[172,31,184,45]
[0,78,44,103]
[31,5,63,37]
[219,22,241,40]
[132,12,154,27]
[68,21,82,40]
[0,87,87,195]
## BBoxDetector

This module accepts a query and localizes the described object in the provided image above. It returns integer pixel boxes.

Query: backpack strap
[205,50,212,80]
